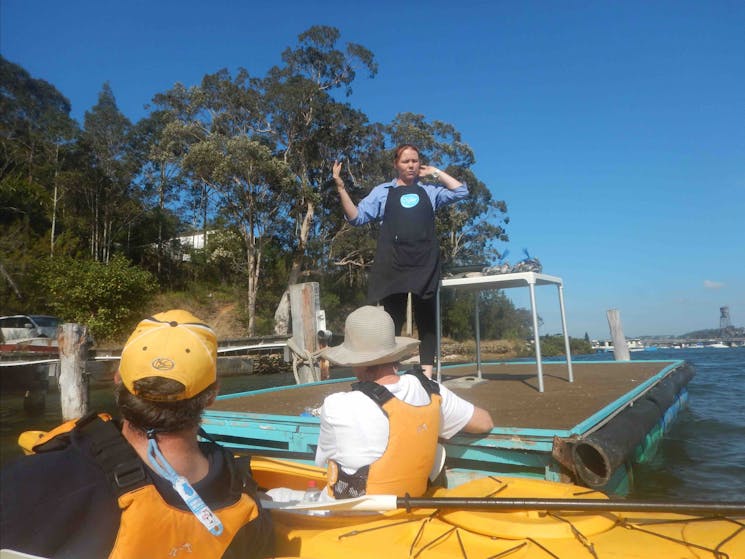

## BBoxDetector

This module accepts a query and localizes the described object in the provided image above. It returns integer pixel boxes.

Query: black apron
[367,184,440,303]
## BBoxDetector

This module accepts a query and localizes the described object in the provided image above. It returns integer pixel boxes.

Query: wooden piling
[606,309,630,361]
[58,323,89,420]
[290,283,322,384]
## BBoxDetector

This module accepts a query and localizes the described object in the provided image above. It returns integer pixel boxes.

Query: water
[570,347,745,502]
[2,348,744,502]
[0,368,299,468]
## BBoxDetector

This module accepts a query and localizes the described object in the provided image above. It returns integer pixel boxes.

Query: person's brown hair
[393,144,420,163]
[115,377,217,433]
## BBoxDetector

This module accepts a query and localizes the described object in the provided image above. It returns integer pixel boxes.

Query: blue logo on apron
[400,193,420,209]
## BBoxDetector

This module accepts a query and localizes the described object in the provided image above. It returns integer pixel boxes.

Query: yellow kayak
[251,456,745,559]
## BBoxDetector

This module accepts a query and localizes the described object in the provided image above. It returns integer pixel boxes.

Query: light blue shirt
[348,179,469,226]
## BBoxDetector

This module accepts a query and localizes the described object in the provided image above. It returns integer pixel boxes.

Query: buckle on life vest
[113,458,147,489]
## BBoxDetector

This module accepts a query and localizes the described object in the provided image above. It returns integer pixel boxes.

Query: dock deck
[204,358,692,494]
[210,360,673,431]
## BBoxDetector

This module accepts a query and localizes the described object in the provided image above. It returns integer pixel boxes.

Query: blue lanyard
[146,435,224,536]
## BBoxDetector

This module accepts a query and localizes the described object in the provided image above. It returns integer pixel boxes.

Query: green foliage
[38,255,157,340]
[0,221,54,314]
[442,291,532,341]
[532,335,594,357]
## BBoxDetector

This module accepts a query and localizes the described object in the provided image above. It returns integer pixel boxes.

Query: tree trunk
[273,290,290,335]
[274,199,315,334]
[0,261,22,299]
[246,239,262,337]
[50,144,60,257]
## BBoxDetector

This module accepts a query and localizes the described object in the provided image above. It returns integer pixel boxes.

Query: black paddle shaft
[397,496,745,516]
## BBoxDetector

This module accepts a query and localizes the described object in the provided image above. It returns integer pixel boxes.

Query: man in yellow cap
[0,310,273,558]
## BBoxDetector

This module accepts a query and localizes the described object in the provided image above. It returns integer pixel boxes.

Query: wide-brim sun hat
[320,305,419,367]
[119,309,217,400]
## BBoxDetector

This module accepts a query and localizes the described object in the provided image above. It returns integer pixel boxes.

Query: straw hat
[119,310,217,400]
[320,306,419,367]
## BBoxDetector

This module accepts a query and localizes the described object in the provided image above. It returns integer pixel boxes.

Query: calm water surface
[2,347,744,502]
[572,347,745,502]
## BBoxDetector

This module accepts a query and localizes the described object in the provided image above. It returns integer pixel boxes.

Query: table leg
[475,291,482,380]
[558,284,574,382]
[529,282,544,392]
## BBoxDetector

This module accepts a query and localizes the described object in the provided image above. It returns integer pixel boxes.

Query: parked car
[0,315,61,343]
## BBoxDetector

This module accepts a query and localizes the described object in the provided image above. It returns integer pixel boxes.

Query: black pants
[380,293,436,366]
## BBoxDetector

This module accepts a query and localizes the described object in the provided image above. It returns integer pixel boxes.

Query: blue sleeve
[431,182,469,209]
[348,182,390,226]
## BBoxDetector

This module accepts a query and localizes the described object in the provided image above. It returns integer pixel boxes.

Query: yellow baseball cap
[119,310,217,400]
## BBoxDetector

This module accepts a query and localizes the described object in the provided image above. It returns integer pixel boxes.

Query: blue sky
[2,0,743,339]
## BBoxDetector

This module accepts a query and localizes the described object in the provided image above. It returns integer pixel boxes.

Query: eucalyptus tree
[0,57,80,310]
[81,83,140,263]
[151,82,213,245]
[258,25,378,333]
[153,70,296,335]
[129,109,188,279]
[182,136,294,335]
[0,56,78,257]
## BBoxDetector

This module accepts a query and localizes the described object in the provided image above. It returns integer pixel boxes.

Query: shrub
[535,335,593,357]
[38,254,158,341]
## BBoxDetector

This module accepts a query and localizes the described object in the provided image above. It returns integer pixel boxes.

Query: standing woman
[333,144,469,378]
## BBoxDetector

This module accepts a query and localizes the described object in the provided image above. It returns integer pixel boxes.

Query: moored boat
[253,456,745,559]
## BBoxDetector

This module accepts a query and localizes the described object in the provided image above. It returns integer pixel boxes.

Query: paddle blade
[262,494,397,512]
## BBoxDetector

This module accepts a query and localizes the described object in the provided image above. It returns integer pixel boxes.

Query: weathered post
[289,282,321,384]
[316,309,331,381]
[58,323,89,420]
[606,309,630,361]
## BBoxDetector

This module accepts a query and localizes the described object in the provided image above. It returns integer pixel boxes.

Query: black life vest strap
[75,412,148,497]
[403,366,441,396]
[352,368,440,409]
[351,381,395,409]
[198,426,255,497]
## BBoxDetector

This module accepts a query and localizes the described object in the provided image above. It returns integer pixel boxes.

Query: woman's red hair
[393,144,420,163]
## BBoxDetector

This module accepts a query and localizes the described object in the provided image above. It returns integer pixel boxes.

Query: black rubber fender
[571,363,694,488]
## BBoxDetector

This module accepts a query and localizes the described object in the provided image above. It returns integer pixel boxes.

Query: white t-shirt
[314,374,475,474]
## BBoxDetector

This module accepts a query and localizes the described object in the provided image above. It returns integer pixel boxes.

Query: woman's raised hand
[419,165,440,179]
[332,160,344,188]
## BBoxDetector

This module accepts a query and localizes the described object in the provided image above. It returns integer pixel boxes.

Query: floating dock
[203,358,694,495]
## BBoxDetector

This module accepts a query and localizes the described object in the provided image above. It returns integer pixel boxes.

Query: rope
[285,337,323,383]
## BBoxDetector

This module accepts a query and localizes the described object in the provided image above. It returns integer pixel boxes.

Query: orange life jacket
[28,413,260,558]
[327,369,442,498]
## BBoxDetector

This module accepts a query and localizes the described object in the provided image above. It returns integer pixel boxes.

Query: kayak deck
[252,456,745,559]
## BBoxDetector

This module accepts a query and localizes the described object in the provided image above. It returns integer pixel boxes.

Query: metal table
[435,271,574,392]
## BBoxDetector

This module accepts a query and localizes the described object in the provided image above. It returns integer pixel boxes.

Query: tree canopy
[0,29,523,342]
